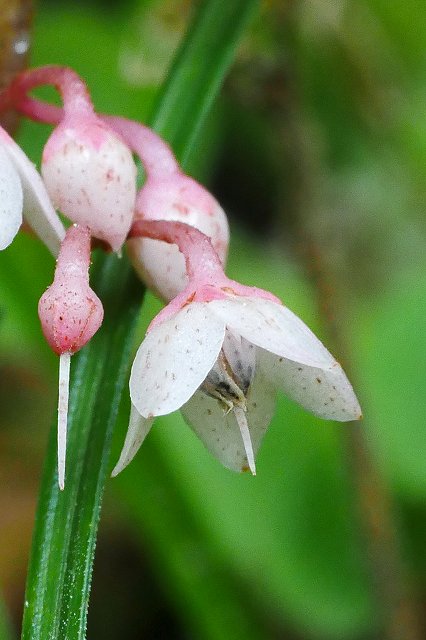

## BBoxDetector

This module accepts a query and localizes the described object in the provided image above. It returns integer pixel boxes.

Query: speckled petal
[1,131,65,255]
[209,296,337,368]
[0,145,23,249]
[42,121,136,252]
[111,403,153,476]
[130,302,225,418]
[181,365,276,472]
[258,347,361,421]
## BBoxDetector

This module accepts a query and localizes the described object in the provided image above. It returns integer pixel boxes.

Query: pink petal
[42,120,136,252]
[38,225,104,354]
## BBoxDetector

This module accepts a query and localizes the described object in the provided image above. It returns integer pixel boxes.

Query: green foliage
[356,272,426,497]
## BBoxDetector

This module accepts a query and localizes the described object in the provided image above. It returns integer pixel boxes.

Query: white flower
[112,294,361,477]
[0,126,65,255]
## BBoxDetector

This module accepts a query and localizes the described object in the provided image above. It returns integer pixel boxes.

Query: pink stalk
[129,219,279,329]
[129,219,225,283]
[103,116,180,179]
[0,84,180,179]
[0,65,94,120]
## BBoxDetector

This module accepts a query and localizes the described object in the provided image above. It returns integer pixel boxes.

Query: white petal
[0,145,23,249]
[258,347,362,422]
[181,365,277,472]
[209,296,336,368]
[2,136,65,256]
[130,302,225,418]
[111,403,153,476]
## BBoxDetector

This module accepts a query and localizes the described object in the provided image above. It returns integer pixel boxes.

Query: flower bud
[42,116,137,252]
[38,224,103,355]
[127,173,229,301]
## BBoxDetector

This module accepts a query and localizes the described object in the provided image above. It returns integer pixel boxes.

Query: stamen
[58,352,71,490]
[233,406,256,475]
[202,348,247,408]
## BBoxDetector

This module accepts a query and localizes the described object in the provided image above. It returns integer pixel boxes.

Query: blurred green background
[1,0,425,638]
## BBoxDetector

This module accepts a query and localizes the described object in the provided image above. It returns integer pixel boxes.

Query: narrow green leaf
[22,259,142,640]
[21,0,259,638]
[151,0,258,167]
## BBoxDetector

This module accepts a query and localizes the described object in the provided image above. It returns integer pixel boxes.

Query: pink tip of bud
[38,224,104,355]
[42,116,137,252]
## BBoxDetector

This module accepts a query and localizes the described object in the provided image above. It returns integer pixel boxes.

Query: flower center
[201,331,257,475]
[202,330,255,411]
[202,350,247,411]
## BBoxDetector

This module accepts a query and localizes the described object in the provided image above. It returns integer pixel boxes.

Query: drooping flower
[0,124,65,254]
[112,220,361,477]
[39,224,104,488]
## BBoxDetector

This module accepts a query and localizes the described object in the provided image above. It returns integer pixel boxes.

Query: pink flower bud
[38,224,104,355]
[42,116,137,252]
[127,173,229,301]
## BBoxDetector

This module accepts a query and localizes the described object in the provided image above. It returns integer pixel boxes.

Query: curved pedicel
[1,66,137,252]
